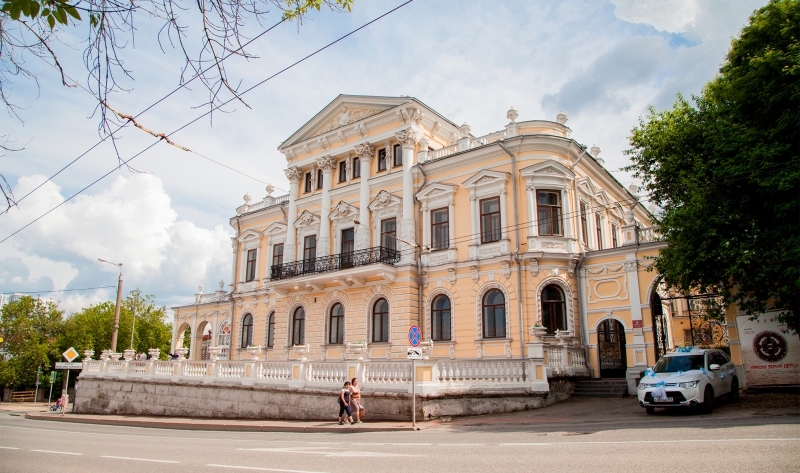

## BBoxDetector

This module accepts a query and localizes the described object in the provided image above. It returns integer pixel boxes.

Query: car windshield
[653,355,704,373]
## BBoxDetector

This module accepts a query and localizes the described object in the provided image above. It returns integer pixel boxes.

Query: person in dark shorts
[338,381,355,425]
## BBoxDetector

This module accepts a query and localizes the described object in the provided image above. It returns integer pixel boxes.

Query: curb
[23,413,425,433]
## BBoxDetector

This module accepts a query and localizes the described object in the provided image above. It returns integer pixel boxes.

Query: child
[338,381,355,425]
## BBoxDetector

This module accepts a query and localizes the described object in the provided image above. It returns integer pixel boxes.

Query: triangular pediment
[594,189,611,206]
[264,222,287,236]
[519,160,575,179]
[237,229,262,242]
[294,210,321,229]
[279,95,413,150]
[369,190,403,211]
[417,182,458,201]
[329,200,359,221]
[462,169,510,188]
[577,177,598,197]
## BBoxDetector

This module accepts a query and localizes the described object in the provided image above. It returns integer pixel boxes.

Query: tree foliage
[0,0,354,125]
[0,290,173,388]
[625,0,799,333]
[0,296,64,387]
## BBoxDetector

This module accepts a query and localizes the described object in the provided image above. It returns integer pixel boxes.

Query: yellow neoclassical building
[171,95,678,394]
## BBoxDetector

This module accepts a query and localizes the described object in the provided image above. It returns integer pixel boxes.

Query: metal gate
[598,319,627,378]
[650,291,669,360]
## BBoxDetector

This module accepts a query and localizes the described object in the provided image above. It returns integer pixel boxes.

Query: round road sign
[408,324,421,347]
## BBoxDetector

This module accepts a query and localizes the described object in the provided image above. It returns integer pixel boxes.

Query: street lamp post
[99,259,124,353]
[127,293,138,351]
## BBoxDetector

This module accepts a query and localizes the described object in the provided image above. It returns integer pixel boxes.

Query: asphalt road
[1,398,798,473]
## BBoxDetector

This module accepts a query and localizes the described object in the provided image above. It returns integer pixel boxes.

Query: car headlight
[677,380,700,388]
[638,383,657,390]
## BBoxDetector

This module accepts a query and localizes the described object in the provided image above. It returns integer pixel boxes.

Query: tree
[61,289,173,358]
[0,296,64,388]
[625,0,799,333]
[1,0,353,126]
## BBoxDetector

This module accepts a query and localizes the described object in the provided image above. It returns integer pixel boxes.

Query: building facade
[171,95,672,392]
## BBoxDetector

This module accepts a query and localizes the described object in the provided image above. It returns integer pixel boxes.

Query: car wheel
[701,386,715,414]
[645,407,655,415]
[729,378,740,403]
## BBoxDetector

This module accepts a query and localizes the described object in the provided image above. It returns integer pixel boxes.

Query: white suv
[637,347,739,414]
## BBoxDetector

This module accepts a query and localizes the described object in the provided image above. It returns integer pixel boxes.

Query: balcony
[269,246,401,288]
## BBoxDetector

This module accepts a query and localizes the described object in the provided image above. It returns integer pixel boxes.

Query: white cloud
[610,0,700,33]
[0,174,231,313]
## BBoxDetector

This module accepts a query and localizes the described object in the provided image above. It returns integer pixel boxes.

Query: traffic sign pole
[48,372,55,407]
[411,358,416,429]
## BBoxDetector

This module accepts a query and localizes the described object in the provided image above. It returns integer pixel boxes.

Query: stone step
[572,392,627,398]
[572,379,628,398]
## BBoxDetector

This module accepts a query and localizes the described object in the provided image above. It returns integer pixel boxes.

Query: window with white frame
[245,249,257,282]
[372,298,389,343]
[537,190,562,236]
[431,208,449,250]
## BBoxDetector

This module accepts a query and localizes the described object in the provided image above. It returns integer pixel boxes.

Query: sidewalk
[1,402,426,432]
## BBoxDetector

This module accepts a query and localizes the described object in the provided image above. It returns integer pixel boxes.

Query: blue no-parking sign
[408,324,421,347]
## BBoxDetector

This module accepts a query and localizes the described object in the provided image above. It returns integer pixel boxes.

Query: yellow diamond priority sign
[62,347,79,362]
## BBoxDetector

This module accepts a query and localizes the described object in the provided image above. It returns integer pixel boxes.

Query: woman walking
[338,381,355,425]
[349,378,363,423]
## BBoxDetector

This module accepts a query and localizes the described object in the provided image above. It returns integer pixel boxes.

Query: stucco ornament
[395,128,420,148]
[284,167,302,182]
[265,184,275,196]
[317,155,335,172]
[243,194,251,205]
[300,212,313,225]
[556,111,568,125]
[590,145,601,157]
[460,123,471,136]
[354,142,375,161]
[336,201,349,215]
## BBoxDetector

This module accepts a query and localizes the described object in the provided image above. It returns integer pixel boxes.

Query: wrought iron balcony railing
[270,246,401,281]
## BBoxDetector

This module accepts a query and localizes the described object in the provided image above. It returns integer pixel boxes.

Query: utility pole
[128,292,138,351]
[99,259,124,352]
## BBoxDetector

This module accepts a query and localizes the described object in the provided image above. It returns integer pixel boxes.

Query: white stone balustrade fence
[80,344,589,394]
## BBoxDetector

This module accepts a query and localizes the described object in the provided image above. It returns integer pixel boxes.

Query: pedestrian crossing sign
[62,347,79,362]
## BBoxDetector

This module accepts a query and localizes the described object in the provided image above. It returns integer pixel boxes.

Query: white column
[354,143,374,250]
[447,202,455,249]
[397,128,420,264]
[284,167,301,262]
[317,156,335,257]
[229,238,238,291]
[499,188,508,240]
[422,204,430,248]
[470,195,480,245]
[561,188,573,239]
[189,315,197,360]
[527,184,538,237]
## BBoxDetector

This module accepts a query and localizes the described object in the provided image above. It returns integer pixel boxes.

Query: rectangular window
[303,235,316,261]
[245,249,257,282]
[316,169,323,189]
[338,161,347,183]
[341,228,354,268]
[377,148,387,172]
[611,225,618,248]
[272,243,284,267]
[431,207,449,250]
[304,172,312,193]
[596,214,603,250]
[352,157,361,178]
[381,218,396,251]
[580,202,588,244]
[537,191,562,236]
[480,196,501,243]
[393,144,403,167]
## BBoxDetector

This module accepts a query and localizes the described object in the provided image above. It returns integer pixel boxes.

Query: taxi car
[637,347,739,414]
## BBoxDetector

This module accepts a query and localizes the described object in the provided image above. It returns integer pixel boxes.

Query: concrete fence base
[75,377,577,421]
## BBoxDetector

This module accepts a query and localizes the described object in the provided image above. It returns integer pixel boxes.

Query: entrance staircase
[572,379,628,398]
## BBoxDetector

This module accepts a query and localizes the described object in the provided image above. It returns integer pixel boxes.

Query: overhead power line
[0,1,415,244]
[6,285,117,294]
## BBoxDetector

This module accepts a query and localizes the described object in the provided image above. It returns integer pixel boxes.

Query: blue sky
[0,0,767,313]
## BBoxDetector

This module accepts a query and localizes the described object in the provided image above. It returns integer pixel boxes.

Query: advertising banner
[737,313,799,387]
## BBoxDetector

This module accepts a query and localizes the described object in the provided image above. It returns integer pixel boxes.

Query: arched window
[482,289,506,338]
[240,314,253,348]
[292,307,305,346]
[431,295,452,341]
[372,298,389,343]
[329,303,345,345]
[217,320,231,347]
[541,285,566,334]
[266,312,275,348]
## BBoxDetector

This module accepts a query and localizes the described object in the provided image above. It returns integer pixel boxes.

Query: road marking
[30,449,82,455]
[497,438,800,446]
[237,447,421,457]
[0,446,20,450]
[207,464,330,473]
[102,455,179,463]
